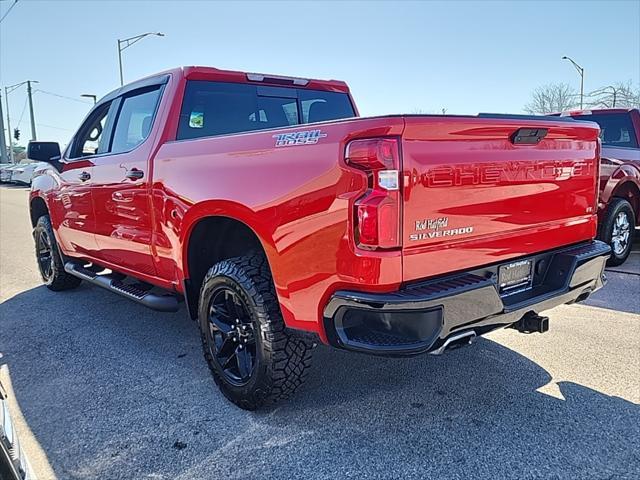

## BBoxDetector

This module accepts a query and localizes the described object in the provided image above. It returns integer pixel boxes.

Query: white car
[0,163,16,183]
[6,162,47,186]
[1,375,35,480]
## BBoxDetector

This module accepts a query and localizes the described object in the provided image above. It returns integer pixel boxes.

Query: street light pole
[562,56,585,109]
[118,40,124,86]
[81,94,97,104]
[117,32,165,86]
[607,85,618,107]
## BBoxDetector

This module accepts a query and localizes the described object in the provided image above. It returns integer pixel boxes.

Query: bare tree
[587,81,640,109]
[524,83,579,114]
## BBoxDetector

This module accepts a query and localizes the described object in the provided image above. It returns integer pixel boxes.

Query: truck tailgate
[401,115,600,283]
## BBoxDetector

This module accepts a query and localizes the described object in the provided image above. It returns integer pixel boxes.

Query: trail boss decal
[410,216,474,241]
[273,130,327,147]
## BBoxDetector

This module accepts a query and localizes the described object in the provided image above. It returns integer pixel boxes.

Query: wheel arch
[610,179,640,223]
[180,201,278,320]
[29,195,49,227]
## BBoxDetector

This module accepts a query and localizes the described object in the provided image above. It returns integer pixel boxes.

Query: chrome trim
[429,331,476,356]
[611,211,631,256]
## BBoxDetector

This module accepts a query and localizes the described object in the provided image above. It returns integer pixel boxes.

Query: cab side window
[176,81,355,140]
[110,87,162,154]
[69,102,112,159]
[574,113,639,148]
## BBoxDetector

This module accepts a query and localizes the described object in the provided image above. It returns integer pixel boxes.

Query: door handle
[79,171,91,182]
[125,168,144,180]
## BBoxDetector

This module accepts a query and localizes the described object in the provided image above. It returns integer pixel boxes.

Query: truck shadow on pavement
[585,239,640,315]
[1,284,638,480]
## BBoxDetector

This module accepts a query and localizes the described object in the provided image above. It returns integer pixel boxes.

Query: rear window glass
[573,112,638,148]
[177,81,355,140]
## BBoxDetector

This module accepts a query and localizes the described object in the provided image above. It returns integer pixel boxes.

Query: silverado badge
[410,216,474,241]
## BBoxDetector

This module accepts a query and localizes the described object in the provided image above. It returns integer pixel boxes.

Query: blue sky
[1,0,638,146]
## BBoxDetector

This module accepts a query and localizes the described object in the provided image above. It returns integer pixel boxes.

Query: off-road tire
[33,215,82,291]
[198,253,313,410]
[598,198,635,267]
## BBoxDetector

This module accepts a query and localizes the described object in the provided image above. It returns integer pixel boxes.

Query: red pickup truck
[553,109,640,265]
[28,67,610,409]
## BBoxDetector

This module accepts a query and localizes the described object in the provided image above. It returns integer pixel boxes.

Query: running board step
[64,262,180,312]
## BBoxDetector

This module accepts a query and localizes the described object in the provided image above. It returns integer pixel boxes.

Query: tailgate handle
[511,128,548,145]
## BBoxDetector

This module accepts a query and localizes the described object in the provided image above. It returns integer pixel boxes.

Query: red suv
[555,109,640,265]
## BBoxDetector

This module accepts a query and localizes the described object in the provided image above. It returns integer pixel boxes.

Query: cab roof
[99,66,351,108]
[179,66,350,93]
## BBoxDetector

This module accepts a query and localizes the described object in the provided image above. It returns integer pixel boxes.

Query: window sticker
[189,111,204,128]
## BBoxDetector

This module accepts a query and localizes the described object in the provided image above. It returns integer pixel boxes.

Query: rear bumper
[323,241,610,356]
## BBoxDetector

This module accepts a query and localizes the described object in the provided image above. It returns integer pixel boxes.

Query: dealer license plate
[498,260,533,296]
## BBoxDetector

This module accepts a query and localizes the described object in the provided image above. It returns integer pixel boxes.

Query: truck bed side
[151,114,600,341]
[152,117,405,337]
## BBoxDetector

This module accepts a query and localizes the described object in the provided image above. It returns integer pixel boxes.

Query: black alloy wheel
[36,229,54,282]
[198,254,313,410]
[206,287,257,385]
[33,215,82,291]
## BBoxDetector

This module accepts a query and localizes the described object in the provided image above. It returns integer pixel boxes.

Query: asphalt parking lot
[1,185,639,480]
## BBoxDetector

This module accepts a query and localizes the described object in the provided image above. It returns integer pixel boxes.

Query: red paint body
[552,109,640,224]
[31,67,602,343]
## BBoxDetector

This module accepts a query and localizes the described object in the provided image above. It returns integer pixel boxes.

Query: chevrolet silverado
[28,67,610,409]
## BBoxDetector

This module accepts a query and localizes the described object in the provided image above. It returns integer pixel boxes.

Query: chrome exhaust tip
[429,330,476,355]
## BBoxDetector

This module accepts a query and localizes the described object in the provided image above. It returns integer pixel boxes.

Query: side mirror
[27,141,63,172]
[27,141,61,162]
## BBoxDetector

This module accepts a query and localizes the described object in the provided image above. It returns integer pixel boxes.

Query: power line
[16,95,28,128]
[8,118,74,132]
[34,89,93,105]
[0,0,19,23]
[36,122,74,132]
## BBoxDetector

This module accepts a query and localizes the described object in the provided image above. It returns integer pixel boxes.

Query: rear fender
[179,200,276,280]
[600,163,640,221]
[178,200,302,325]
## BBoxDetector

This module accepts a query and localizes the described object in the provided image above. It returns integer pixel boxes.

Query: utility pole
[0,95,7,163]
[4,87,14,163]
[4,80,39,162]
[27,80,37,140]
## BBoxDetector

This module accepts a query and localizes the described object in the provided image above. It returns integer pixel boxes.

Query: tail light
[345,138,401,249]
